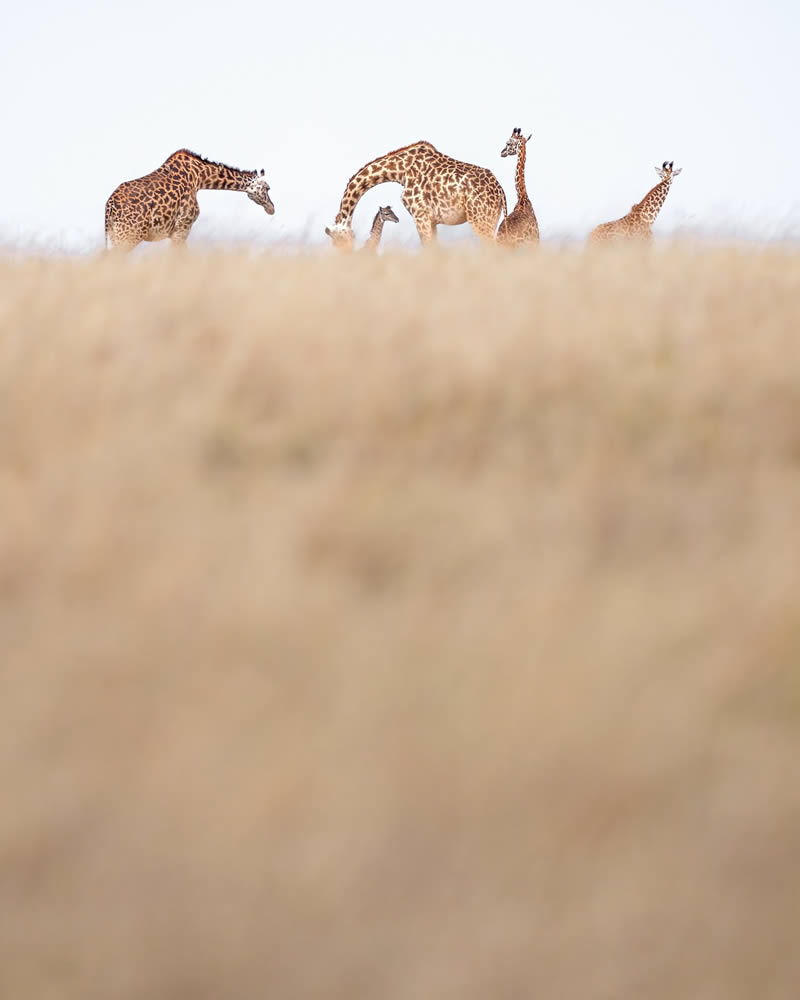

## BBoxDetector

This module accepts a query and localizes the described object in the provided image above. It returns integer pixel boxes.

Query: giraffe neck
[335,146,425,226]
[514,142,530,206]
[635,177,671,226]
[195,161,256,192]
[363,213,387,251]
[170,151,256,192]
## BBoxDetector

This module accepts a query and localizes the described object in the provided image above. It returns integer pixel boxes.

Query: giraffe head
[655,161,682,182]
[324,222,356,252]
[246,169,275,214]
[378,206,399,224]
[500,127,532,158]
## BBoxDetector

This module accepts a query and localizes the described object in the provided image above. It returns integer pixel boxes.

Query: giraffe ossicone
[656,160,682,181]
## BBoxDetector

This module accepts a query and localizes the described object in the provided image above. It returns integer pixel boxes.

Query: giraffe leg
[471,218,501,245]
[463,179,504,245]
[110,239,139,253]
[496,217,512,247]
[468,202,502,245]
[170,199,200,247]
[413,215,436,247]
[107,219,145,252]
[170,227,193,248]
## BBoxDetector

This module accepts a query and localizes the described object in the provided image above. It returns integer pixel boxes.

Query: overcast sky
[2,0,798,251]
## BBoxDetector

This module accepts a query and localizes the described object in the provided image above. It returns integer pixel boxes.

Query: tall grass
[2,245,800,999]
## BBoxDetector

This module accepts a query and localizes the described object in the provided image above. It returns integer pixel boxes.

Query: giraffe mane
[170,149,256,174]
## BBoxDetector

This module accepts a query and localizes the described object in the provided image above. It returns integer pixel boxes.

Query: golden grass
[2,244,800,998]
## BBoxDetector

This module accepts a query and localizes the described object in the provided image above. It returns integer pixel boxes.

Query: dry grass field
[2,244,800,998]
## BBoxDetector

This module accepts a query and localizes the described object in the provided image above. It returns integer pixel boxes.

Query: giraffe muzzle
[264,197,275,215]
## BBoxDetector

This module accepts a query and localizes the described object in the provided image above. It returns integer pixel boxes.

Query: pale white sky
[2,0,798,250]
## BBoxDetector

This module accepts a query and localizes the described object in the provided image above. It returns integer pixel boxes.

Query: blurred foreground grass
[1,245,800,998]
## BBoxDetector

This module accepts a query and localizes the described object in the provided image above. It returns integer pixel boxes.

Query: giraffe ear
[325,227,332,237]
[526,133,532,142]
[672,167,682,177]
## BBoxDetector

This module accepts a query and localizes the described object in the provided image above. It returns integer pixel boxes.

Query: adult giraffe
[105,149,274,251]
[325,141,507,250]
[588,161,682,243]
[497,127,539,247]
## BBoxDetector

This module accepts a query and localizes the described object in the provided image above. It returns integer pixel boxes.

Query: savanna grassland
[2,245,800,999]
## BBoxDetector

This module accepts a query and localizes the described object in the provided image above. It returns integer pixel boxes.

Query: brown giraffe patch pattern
[361,205,399,253]
[105,149,274,251]
[497,128,539,247]
[588,161,682,244]
[325,140,507,250]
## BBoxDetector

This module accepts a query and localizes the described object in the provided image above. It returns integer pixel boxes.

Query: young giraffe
[497,127,539,247]
[104,149,275,251]
[325,141,507,250]
[588,161,682,244]
[361,205,399,252]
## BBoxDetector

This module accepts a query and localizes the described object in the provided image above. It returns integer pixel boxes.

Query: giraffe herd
[104,131,681,252]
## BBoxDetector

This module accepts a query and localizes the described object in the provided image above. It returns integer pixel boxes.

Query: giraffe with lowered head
[361,206,399,252]
[325,141,507,250]
[105,149,275,251]
[497,128,539,247]
[588,161,682,243]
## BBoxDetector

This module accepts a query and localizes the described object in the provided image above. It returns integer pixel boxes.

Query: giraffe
[496,127,539,247]
[104,149,274,251]
[325,141,507,250]
[588,161,682,244]
[361,205,399,252]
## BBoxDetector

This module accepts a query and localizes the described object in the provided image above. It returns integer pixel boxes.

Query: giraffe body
[497,128,539,247]
[325,141,507,250]
[588,162,682,244]
[362,206,399,253]
[105,149,274,251]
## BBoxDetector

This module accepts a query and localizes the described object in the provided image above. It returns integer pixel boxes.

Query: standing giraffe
[361,206,399,253]
[325,141,507,250]
[497,127,539,247]
[588,161,682,244]
[104,149,275,251]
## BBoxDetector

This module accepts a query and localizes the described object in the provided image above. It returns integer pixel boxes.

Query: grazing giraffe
[497,127,539,247]
[362,205,399,252]
[325,141,507,250]
[588,161,682,244]
[104,149,275,251]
